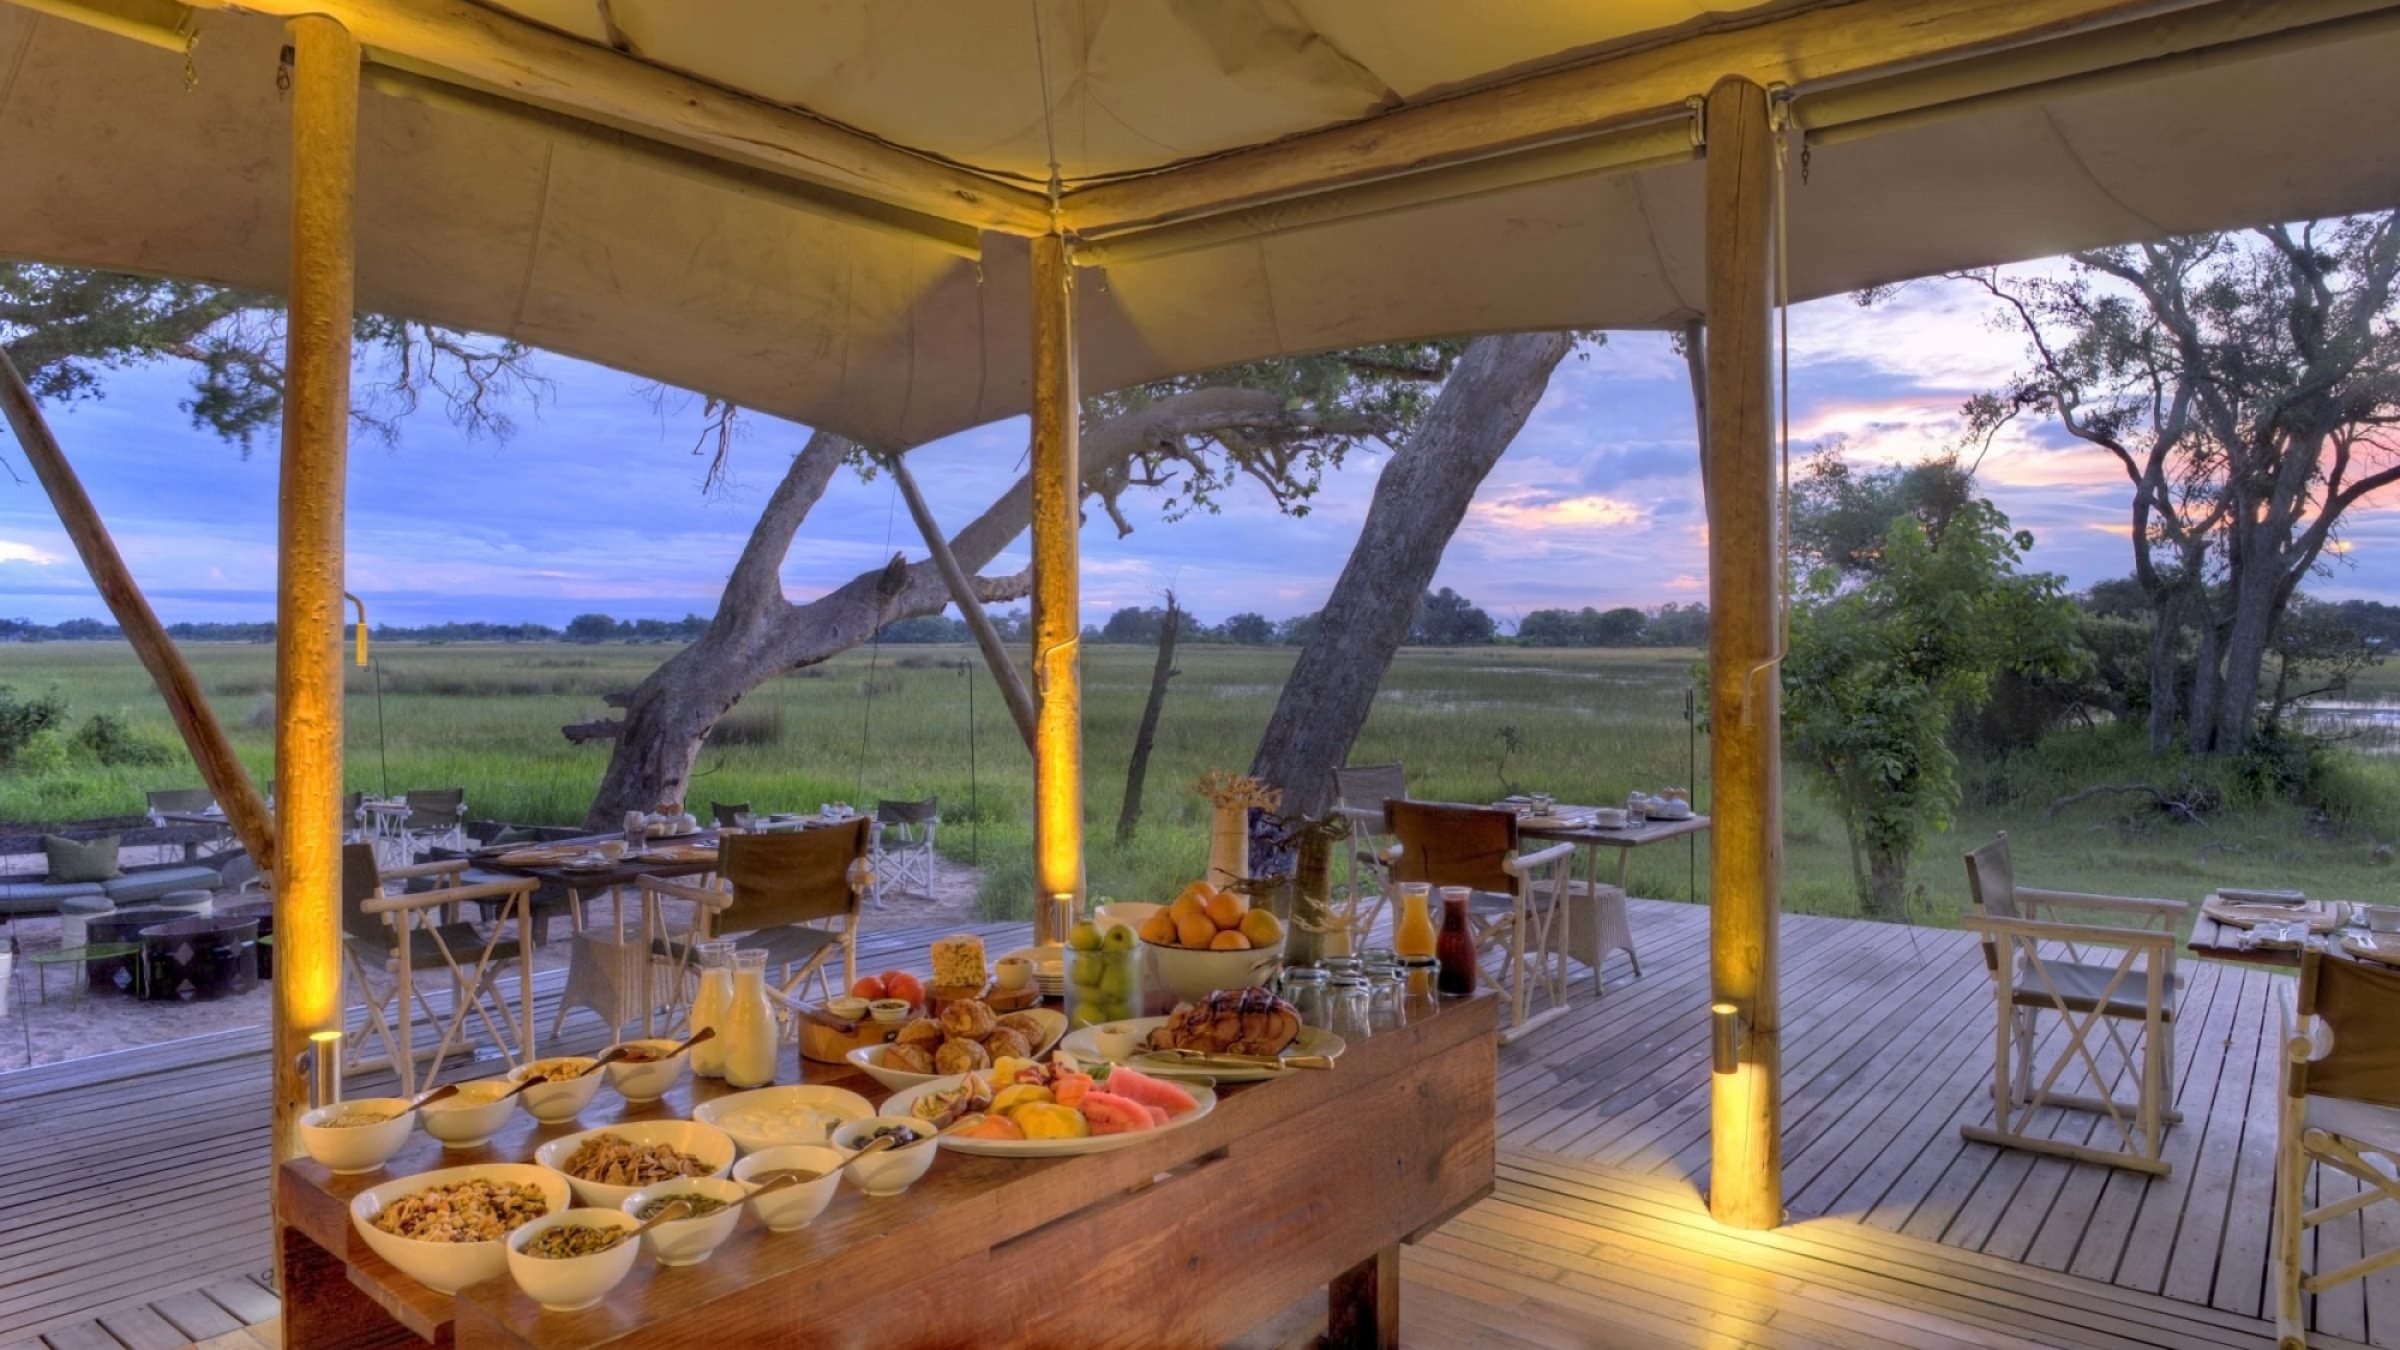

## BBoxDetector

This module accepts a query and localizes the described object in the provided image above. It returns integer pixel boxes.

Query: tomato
[849,975,887,1001]
[881,971,925,1007]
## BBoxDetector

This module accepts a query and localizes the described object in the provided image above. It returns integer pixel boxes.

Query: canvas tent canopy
[2,0,2398,450]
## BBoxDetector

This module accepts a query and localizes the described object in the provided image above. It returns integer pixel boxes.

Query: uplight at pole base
[311,1029,342,1109]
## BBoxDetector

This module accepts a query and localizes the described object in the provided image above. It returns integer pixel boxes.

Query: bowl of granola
[349,1163,568,1294]
[507,1056,604,1124]
[535,1120,736,1210]
[506,1208,642,1311]
[298,1097,415,1174]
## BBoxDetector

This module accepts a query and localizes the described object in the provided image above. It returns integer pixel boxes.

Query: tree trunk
[581,390,1383,827]
[1249,332,1575,815]
[2212,564,2284,754]
[1116,593,1181,845]
[1865,845,1910,921]
[2189,609,2226,754]
[2142,586,2185,756]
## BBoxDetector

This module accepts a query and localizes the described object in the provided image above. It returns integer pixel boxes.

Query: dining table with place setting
[2185,886,2400,969]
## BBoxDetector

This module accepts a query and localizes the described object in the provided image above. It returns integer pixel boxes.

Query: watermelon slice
[1103,1066,1200,1117]
[1076,1090,1153,1135]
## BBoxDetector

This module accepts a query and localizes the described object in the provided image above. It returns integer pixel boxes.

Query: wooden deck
[2,901,2389,1348]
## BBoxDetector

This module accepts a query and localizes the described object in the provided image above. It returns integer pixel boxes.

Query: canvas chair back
[1384,800,1519,895]
[1335,763,1407,814]
[2298,949,2400,1110]
[719,818,870,932]
[710,801,752,827]
[403,787,466,831]
[1963,834,2021,972]
[147,787,215,816]
[876,796,939,829]
[339,841,387,946]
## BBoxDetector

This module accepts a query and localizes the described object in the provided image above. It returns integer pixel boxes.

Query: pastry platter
[1060,1017,1345,1081]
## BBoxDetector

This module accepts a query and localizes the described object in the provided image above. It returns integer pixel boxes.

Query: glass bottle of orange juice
[1393,882,1438,959]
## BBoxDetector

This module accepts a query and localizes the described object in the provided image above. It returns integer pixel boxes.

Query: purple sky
[1,271,2394,629]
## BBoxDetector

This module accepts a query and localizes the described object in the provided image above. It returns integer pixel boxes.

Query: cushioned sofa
[0,834,224,923]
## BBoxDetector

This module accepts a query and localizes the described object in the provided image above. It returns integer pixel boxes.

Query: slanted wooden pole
[272,14,358,1181]
[1702,74,1784,1231]
[886,452,1038,752]
[1028,233,1084,937]
[0,349,274,868]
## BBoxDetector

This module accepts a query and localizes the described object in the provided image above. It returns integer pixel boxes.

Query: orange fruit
[1174,911,1218,949]
[1168,893,1206,925]
[1238,908,1283,948]
[1202,890,1248,930]
[850,975,887,1000]
[882,972,925,1006]
[1208,930,1253,951]
[1137,911,1179,946]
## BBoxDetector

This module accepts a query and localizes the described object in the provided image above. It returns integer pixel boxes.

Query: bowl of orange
[1137,882,1284,1004]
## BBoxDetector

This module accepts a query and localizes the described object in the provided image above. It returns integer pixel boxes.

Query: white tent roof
[2,0,2397,448]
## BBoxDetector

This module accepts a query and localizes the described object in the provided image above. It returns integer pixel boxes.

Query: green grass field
[2,641,2393,923]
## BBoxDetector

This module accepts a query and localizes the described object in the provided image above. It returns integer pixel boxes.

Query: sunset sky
[1,267,2394,630]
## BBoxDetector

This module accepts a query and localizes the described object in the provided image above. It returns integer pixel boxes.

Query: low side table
[26,942,145,1002]
[142,916,260,1001]
[84,907,190,994]
[218,899,277,980]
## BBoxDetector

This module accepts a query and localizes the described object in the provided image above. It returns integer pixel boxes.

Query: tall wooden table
[278,991,1498,1348]
[2186,895,2373,970]
[477,834,724,1041]
[1516,809,1712,893]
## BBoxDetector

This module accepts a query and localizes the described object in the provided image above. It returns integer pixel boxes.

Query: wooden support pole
[1702,74,1784,1232]
[885,453,1039,752]
[272,13,358,1177]
[0,349,274,868]
[1028,233,1084,935]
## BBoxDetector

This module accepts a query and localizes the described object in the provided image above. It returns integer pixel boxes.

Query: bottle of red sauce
[1435,887,1477,997]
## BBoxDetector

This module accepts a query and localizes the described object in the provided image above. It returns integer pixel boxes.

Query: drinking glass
[1328,974,1373,1042]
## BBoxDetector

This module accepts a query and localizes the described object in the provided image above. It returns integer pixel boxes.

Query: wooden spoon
[495,1073,550,1101]
[591,1025,717,1071]
[747,1135,898,1199]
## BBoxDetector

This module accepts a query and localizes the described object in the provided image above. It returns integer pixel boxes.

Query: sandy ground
[1,846,986,1071]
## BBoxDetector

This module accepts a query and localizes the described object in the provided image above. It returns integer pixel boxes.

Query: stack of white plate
[1002,946,1065,998]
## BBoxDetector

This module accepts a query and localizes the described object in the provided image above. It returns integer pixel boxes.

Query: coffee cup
[994,956,1033,991]
[2366,905,2400,935]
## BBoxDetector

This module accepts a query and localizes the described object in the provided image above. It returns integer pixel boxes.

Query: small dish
[826,995,870,1021]
[1091,1022,1140,1060]
[733,1145,845,1230]
[830,1117,938,1196]
[298,1098,416,1174]
[509,1057,605,1124]
[622,1177,746,1267]
[994,956,1033,992]
[694,1083,875,1155]
[2362,904,2400,935]
[506,1208,640,1311]
[601,1038,690,1103]
[418,1079,521,1149]
[868,998,911,1025]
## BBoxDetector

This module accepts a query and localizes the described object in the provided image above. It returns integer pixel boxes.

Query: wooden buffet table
[278,990,1499,1348]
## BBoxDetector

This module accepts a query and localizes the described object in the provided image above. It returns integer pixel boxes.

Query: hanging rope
[1741,86,1796,731]
[1027,0,1066,234]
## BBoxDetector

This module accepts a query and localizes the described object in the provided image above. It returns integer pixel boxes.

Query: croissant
[1145,987,1300,1057]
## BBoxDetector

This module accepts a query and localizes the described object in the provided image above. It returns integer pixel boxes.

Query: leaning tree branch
[886,451,1038,751]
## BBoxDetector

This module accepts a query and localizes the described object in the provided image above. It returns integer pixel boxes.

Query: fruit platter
[883,1051,1216,1157]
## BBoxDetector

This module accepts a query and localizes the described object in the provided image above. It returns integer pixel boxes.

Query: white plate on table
[880,1073,1216,1157]
[694,1084,875,1154]
[844,1008,1068,1090]
[1059,1017,1345,1082]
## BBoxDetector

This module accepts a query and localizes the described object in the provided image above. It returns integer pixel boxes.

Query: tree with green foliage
[0,684,66,770]
[1219,612,1275,645]
[1783,454,2086,919]
[1409,587,1497,646]
[1937,214,2400,756]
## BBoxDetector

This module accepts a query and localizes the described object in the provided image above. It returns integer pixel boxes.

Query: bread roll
[940,998,998,1040]
[935,1037,991,1075]
[894,1017,945,1049]
[883,1042,935,1074]
[984,1027,1031,1061]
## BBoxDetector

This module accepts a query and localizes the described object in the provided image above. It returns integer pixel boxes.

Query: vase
[1205,802,1249,890]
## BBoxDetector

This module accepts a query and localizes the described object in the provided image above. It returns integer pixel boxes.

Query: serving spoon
[402,1083,462,1112]
[746,1134,898,1198]
[594,1198,693,1253]
[588,1025,718,1072]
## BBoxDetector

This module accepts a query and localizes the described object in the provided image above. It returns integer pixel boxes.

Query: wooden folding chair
[2273,948,2400,1350]
[336,842,538,1096]
[870,797,940,905]
[1331,763,1406,950]
[640,819,871,1025]
[1958,833,2187,1174]
[1381,800,1576,1043]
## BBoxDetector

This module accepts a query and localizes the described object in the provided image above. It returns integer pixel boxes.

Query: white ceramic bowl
[732,1145,846,1230]
[536,1119,737,1210]
[2366,904,2400,935]
[601,1039,691,1103]
[621,1176,746,1266]
[350,1162,570,1295]
[298,1098,417,1174]
[509,1057,605,1124]
[1140,935,1285,1005]
[506,1207,640,1312]
[693,1083,875,1155]
[419,1080,522,1150]
[1091,1022,1141,1061]
[1092,902,1161,933]
[826,995,870,1021]
[830,1117,939,1197]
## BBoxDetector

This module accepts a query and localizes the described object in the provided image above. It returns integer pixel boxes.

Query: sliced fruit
[992,1083,1056,1115]
[1104,1066,1200,1116]
[1051,1072,1095,1108]
[1013,1102,1091,1140]
[1077,1091,1154,1135]
[960,1114,1025,1141]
